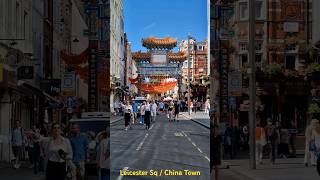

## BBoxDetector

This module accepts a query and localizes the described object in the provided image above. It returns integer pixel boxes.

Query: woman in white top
[43,123,73,180]
[123,101,133,131]
[305,119,318,166]
[140,102,146,124]
[311,120,320,156]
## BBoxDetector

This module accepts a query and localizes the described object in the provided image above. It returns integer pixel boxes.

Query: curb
[181,114,210,129]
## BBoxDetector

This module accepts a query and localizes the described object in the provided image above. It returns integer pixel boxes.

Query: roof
[168,51,187,61]
[132,51,186,62]
[142,36,178,49]
[132,51,151,61]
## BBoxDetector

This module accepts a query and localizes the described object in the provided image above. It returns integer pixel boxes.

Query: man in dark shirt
[211,123,222,180]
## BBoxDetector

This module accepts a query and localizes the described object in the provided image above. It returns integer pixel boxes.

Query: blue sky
[124,0,208,52]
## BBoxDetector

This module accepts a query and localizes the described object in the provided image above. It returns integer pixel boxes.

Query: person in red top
[255,121,266,165]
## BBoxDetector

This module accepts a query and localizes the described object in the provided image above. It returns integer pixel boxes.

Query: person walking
[44,123,73,180]
[69,124,89,180]
[265,118,279,164]
[140,102,146,125]
[189,101,193,114]
[32,126,42,174]
[123,102,133,131]
[224,124,233,159]
[305,119,318,166]
[174,101,180,122]
[279,127,290,158]
[11,120,25,169]
[159,101,165,113]
[97,130,110,180]
[145,101,152,130]
[131,101,138,124]
[255,121,266,165]
[211,124,222,180]
[310,119,320,175]
[151,101,158,122]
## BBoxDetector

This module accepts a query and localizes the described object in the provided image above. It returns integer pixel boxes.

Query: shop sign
[228,72,242,96]
[61,72,75,96]
[40,79,61,96]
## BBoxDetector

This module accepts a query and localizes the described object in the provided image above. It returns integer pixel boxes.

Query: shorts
[12,146,23,159]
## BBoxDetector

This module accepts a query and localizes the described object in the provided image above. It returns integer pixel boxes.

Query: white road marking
[117,167,129,180]
[136,133,149,151]
[204,156,210,162]
[174,132,183,136]
[149,124,154,130]
[182,131,210,162]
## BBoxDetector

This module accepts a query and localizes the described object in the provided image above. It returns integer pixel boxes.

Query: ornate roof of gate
[142,36,177,49]
[132,51,186,62]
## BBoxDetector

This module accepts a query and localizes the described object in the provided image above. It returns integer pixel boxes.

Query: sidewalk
[110,115,123,124]
[180,111,210,128]
[220,158,320,180]
[0,161,44,180]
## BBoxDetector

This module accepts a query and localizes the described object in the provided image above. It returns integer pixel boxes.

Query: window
[286,44,296,51]
[240,43,248,52]
[256,1,263,19]
[285,55,296,69]
[240,54,248,67]
[239,2,248,20]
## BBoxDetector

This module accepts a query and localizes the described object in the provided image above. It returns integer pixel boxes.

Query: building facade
[110,0,125,113]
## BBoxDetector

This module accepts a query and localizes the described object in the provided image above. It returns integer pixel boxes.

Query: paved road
[110,113,210,180]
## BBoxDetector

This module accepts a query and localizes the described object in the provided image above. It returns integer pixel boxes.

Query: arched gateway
[130,37,187,99]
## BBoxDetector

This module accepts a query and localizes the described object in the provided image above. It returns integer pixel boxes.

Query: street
[219,158,320,180]
[110,113,210,180]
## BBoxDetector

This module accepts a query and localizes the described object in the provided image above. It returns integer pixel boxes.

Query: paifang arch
[131,36,186,95]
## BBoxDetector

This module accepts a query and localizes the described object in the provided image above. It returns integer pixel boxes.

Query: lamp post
[249,0,256,170]
[187,34,191,115]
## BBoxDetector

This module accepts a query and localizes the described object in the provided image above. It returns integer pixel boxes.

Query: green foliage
[306,63,320,74]
[309,103,320,114]
[265,63,282,75]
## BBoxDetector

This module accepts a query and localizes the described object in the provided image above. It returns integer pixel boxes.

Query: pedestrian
[205,99,210,114]
[44,123,73,180]
[32,126,42,174]
[131,101,138,124]
[255,121,266,165]
[11,120,25,169]
[145,101,152,130]
[140,102,146,124]
[279,127,290,158]
[151,101,158,122]
[309,119,320,175]
[189,101,193,114]
[289,122,297,158]
[25,129,35,169]
[69,123,89,180]
[123,101,132,131]
[174,101,180,122]
[265,118,279,164]
[211,123,222,180]
[96,130,110,180]
[305,119,318,166]
[197,101,201,111]
[159,101,165,113]
[224,124,233,159]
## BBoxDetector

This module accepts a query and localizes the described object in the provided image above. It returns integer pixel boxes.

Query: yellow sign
[60,91,75,97]
[0,63,3,82]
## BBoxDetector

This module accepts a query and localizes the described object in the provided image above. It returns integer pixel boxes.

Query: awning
[17,80,59,103]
